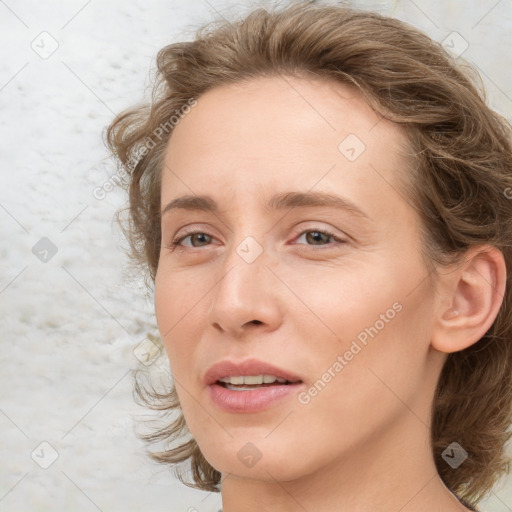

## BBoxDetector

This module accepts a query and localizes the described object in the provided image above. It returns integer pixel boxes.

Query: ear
[430,245,507,354]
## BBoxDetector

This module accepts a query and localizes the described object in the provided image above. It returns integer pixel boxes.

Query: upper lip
[203,358,303,386]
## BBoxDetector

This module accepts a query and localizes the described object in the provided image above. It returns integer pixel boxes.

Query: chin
[201,441,316,482]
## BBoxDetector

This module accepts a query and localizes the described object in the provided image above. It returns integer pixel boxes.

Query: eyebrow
[161,191,370,220]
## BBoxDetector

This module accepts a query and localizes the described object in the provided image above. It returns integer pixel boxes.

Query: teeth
[244,375,263,385]
[218,375,288,385]
[224,385,262,391]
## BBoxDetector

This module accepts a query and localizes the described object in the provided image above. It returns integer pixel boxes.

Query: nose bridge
[208,234,281,334]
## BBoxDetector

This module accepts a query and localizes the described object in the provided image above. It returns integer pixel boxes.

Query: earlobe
[431,246,506,354]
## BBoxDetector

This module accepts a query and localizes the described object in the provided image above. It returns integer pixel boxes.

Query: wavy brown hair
[105,1,512,507]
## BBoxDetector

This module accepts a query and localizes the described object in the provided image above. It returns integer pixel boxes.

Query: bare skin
[154,75,505,512]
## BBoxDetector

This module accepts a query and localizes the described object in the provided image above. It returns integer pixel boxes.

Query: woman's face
[155,75,447,482]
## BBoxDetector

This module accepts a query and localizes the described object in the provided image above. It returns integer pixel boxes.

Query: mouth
[203,358,305,412]
[203,359,304,387]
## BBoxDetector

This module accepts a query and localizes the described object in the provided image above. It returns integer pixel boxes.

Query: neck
[220,409,471,512]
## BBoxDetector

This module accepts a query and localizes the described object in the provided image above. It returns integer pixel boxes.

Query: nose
[208,242,283,337]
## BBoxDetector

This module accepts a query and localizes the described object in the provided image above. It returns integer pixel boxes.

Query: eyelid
[169,222,217,241]
[291,222,347,240]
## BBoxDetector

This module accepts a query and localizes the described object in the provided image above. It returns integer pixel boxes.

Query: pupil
[307,231,326,245]
[193,233,209,246]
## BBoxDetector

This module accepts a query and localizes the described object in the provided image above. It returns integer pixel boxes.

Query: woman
[106,2,512,510]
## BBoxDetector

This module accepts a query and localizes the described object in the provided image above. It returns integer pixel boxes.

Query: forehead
[161,75,412,219]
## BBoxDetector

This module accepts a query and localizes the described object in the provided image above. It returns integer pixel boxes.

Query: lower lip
[208,382,304,413]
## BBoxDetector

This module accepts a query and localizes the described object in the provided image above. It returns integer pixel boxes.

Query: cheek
[278,258,404,344]
[290,295,433,465]
[287,253,435,392]
[154,279,204,425]
[154,268,198,369]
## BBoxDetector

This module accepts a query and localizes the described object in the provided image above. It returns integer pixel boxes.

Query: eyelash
[169,228,346,251]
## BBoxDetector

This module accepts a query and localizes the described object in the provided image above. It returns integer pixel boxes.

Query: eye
[294,229,345,247]
[171,231,214,249]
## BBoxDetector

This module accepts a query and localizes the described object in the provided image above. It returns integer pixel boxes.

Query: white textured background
[1,1,511,511]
